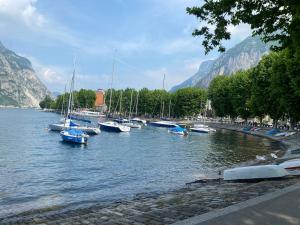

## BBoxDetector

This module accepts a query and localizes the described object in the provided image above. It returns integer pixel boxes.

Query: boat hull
[99,122,130,132]
[49,124,100,135]
[224,165,289,181]
[60,131,88,144]
[148,121,177,128]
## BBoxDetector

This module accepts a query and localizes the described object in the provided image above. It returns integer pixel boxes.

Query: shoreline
[1,125,299,225]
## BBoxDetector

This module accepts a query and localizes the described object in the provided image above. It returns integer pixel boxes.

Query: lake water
[0,109,280,217]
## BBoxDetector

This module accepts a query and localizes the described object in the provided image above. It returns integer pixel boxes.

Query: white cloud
[0,0,46,27]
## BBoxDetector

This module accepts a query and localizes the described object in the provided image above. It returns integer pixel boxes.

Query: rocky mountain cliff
[170,36,269,91]
[0,42,50,107]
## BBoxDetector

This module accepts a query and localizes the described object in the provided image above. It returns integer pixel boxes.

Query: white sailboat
[49,60,100,135]
[98,51,131,132]
[131,90,147,125]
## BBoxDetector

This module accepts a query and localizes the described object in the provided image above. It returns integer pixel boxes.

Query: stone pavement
[1,178,299,225]
[172,183,300,225]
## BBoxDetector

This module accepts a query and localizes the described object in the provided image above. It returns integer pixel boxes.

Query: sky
[0,0,251,92]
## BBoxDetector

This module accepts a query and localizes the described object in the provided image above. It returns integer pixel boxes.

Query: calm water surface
[0,109,280,217]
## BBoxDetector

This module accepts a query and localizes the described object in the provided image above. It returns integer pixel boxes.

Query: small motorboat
[124,122,142,129]
[60,129,89,144]
[190,126,216,133]
[114,118,142,128]
[194,124,209,128]
[98,121,131,132]
[223,165,289,181]
[148,120,177,128]
[169,126,188,136]
[279,159,300,170]
[131,117,147,124]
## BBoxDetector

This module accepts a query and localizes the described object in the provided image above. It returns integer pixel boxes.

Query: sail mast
[135,91,139,116]
[168,99,171,118]
[108,50,117,115]
[61,83,67,117]
[161,74,166,118]
[119,90,123,116]
[129,89,133,119]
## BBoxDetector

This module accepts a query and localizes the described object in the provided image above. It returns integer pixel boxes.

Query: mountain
[0,42,50,107]
[170,36,269,91]
[170,60,214,92]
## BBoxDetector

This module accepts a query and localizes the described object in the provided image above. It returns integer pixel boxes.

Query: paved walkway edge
[172,182,300,225]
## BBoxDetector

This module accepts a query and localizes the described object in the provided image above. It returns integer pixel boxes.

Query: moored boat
[131,117,147,124]
[114,118,142,129]
[49,121,100,135]
[98,121,131,132]
[60,129,89,144]
[223,165,289,181]
[190,127,216,133]
[148,120,177,128]
[169,126,188,136]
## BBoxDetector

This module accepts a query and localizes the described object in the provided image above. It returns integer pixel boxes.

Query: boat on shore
[148,120,177,128]
[98,121,131,132]
[279,159,300,170]
[223,165,289,181]
[60,129,89,144]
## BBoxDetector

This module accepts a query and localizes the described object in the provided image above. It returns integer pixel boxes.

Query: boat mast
[65,60,75,125]
[61,83,67,117]
[135,91,139,116]
[119,90,123,116]
[161,74,165,118]
[129,89,133,120]
[168,99,171,118]
[108,50,117,115]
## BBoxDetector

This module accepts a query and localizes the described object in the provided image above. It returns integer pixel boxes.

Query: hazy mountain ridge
[170,36,269,91]
[0,42,50,107]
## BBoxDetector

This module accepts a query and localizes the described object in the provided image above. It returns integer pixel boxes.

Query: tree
[39,95,54,109]
[173,87,207,117]
[208,76,235,118]
[76,89,96,108]
[228,71,251,121]
[187,1,300,55]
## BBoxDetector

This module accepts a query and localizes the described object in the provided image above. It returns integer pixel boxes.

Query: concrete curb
[171,182,300,225]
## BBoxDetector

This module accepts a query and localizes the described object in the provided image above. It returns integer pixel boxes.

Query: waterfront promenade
[1,125,299,225]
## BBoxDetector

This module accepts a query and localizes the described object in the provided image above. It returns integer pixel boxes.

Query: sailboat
[123,89,141,128]
[98,51,131,132]
[49,60,100,136]
[60,63,90,144]
[148,74,177,128]
[131,90,147,125]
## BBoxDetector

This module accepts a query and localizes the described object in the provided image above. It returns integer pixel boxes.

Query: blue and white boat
[190,124,216,133]
[60,129,89,144]
[98,121,131,132]
[148,120,177,128]
[169,126,188,136]
[114,118,141,129]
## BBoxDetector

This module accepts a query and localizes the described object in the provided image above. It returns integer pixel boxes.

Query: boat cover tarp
[170,126,186,132]
[69,121,79,127]
[66,129,85,136]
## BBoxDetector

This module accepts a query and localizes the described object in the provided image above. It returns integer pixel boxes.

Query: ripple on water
[0,109,281,217]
